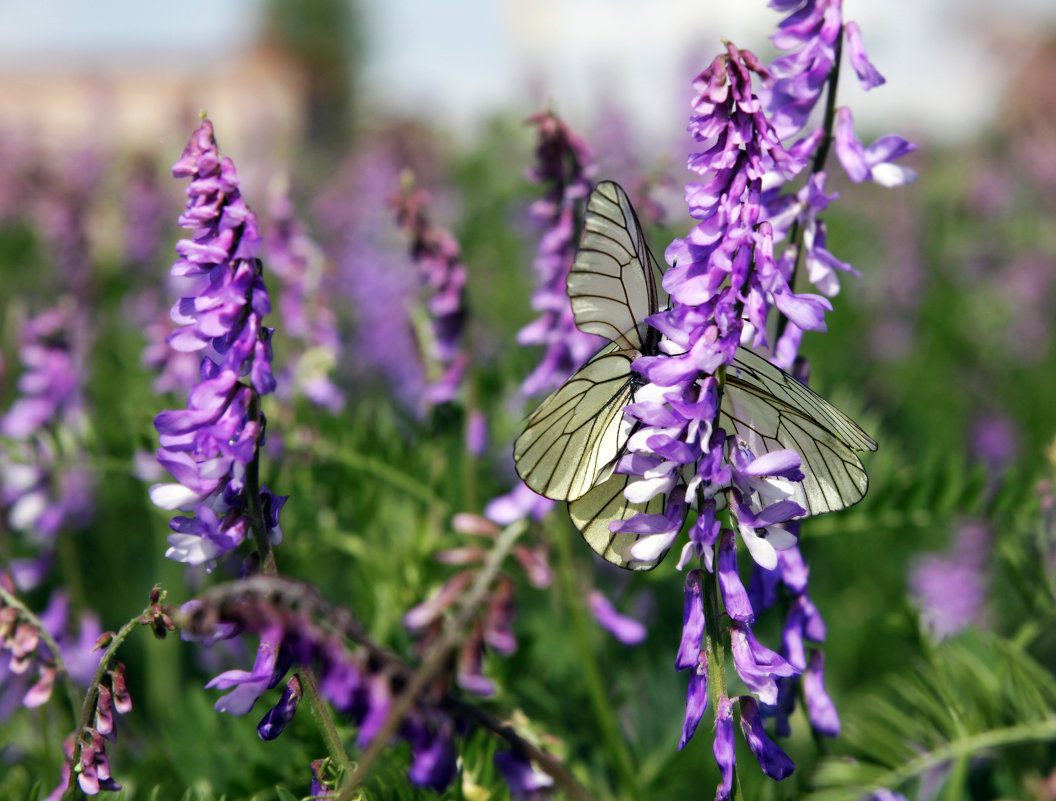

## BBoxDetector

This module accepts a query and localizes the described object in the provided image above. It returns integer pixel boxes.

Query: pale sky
[0,0,1054,144]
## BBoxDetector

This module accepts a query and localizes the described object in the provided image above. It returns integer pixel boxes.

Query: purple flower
[265,187,344,412]
[588,589,647,645]
[257,675,302,740]
[834,108,916,187]
[316,145,425,407]
[0,305,94,588]
[518,111,603,397]
[393,182,469,407]
[149,118,286,568]
[739,696,795,779]
[0,588,102,719]
[713,695,736,799]
[122,156,169,267]
[678,652,709,750]
[909,520,990,638]
[494,751,554,801]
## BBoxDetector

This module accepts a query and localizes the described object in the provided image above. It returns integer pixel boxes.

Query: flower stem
[702,537,743,801]
[336,519,527,799]
[552,519,641,798]
[299,667,356,778]
[60,601,151,801]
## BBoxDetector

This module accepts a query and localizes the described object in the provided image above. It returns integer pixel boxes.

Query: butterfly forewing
[567,181,665,351]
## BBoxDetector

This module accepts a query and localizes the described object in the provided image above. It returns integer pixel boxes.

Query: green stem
[299,668,356,779]
[61,601,152,801]
[244,391,275,573]
[336,520,527,799]
[700,537,742,801]
[775,25,844,345]
[553,520,640,798]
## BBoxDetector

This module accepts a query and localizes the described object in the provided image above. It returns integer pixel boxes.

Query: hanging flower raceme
[0,303,94,590]
[518,110,603,397]
[148,117,287,568]
[607,26,900,790]
[181,576,492,793]
[760,0,916,364]
[392,179,469,407]
[0,582,102,720]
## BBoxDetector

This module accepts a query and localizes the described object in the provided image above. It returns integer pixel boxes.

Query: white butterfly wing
[514,344,637,501]
[568,474,670,571]
[515,182,664,505]
[567,181,666,351]
[720,348,877,516]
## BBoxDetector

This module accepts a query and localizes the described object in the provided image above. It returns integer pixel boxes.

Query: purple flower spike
[519,111,603,397]
[265,188,344,412]
[150,118,285,568]
[393,182,469,408]
[738,696,795,780]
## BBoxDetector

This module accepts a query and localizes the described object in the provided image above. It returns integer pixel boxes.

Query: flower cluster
[0,583,101,719]
[0,303,93,590]
[403,513,551,696]
[392,179,469,407]
[517,111,602,397]
[265,188,344,412]
[606,4,914,791]
[148,118,287,568]
[315,144,425,407]
[183,577,471,791]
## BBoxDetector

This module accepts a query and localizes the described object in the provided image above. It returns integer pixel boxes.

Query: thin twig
[336,519,526,799]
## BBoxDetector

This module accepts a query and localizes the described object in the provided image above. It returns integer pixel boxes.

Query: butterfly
[514,181,876,570]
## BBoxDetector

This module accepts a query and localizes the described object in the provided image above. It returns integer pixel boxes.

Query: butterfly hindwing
[514,343,637,502]
[568,472,669,571]
[721,349,877,516]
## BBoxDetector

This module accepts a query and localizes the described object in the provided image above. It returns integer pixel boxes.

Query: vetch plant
[148,116,287,570]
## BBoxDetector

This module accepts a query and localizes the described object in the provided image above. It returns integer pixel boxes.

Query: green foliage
[2,71,1056,801]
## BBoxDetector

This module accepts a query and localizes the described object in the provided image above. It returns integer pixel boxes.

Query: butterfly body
[515,181,876,570]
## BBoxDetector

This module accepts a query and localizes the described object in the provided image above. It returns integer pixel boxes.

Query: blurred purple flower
[122,155,169,267]
[148,117,286,568]
[0,304,94,588]
[0,587,102,721]
[494,751,555,801]
[588,589,646,645]
[909,519,990,638]
[518,110,604,397]
[265,187,344,412]
[185,576,473,791]
[315,145,426,407]
[393,180,469,407]
[970,414,1019,475]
